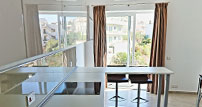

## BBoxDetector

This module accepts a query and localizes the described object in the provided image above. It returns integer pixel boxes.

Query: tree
[66,32,79,46]
[45,52,62,67]
[65,32,86,46]
[109,32,152,66]
[111,52,127,65]
[45,39,59,53]
[42,39,62,66]
[133,32,151,66]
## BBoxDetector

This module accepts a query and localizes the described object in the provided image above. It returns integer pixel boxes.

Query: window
[114,26,117,30]
[39,14,62,67]
[106,16,128,65]
[39,15,87,52]
[106,11,154,67]
[132,13,154,66]
[39,14,59,53]
[62,17,87,48]
[38,12,87,67]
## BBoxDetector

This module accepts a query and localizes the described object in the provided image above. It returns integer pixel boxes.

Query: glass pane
[106,17,129,65]
[43,52,63,67]
[133,13,154,66]
[63,17,87,48]
[39,14,59,53]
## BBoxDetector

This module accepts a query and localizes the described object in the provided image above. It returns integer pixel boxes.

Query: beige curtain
[24,4,43,58]
[93,6,107,67]
[148,3,168,94]
[93,6,107,93]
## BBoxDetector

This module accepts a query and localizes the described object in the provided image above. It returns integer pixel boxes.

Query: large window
[38,14,87,67]
[133,13,154,66]
[62,17,87,48]
[38,14,62,67]
[106,16,129,65]
[39,14,59,53]
[106,11,154,67]
[39,15,87,52]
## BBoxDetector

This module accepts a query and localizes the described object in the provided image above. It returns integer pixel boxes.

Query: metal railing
[0,44,77,73]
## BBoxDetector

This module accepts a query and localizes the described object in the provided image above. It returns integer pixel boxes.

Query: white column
[131,14,137,66]
[57,15,61,49]
[86,5,94,41]
[127,16,131,66]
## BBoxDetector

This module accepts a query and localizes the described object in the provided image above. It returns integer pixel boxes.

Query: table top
[74,67,174,74]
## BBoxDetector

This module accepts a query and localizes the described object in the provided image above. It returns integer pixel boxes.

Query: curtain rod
[35,2,170,7]
[91,2,170,7]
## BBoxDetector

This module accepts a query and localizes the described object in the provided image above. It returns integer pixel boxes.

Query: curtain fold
[93,6,107,93]
[93,6,107,67]
[24,4,43,58]
[147,3,168,94]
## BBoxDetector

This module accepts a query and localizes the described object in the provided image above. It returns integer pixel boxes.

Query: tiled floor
[105,88,202,107]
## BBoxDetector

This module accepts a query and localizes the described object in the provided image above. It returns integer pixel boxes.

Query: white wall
[76,41,94,67]
[84,40,94,67]
[76,43,85,67]
[166,0,202,92]
[87,5,94,41]
[0,0,27,66]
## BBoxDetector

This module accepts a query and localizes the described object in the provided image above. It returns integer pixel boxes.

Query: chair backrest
[129,74,148,79]
[107,65,126,67]
[107,65,126,78]
[128,66,149,80]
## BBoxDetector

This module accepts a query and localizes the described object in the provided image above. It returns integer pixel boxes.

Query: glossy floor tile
[105,88,202,107]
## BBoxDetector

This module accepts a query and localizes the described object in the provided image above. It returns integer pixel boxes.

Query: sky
[39,14,77,23]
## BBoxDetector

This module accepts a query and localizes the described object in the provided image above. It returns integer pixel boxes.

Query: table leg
[164,74,170,107]
[157,74,163,107]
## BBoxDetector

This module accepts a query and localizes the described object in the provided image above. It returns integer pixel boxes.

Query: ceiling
[23,0,169,5]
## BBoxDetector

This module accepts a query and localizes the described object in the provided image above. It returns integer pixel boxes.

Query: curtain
[93,6,107,93]
[24,4,43,58]
[148,3,168,94]
[93,6,107,67]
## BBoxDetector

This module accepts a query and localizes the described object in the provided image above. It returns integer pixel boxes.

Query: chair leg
[131,83,148,104]
[137,83,140,105]
[109,82,126,102]
[115,82,118,107]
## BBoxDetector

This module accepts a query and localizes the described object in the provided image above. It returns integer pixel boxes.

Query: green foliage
[66,32,86,46]
[45,52,63,67]
[45,39,59,53]
[43,31,86,67]
[44,39,62,67]
[122,35,128,40]
[134,32,151,66]
[111,52,127,65]
[110,32,152,66]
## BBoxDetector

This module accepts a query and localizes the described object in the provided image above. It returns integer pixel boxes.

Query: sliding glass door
[132,13,154,66]
[106,11,154,67]
[106,16,129,65]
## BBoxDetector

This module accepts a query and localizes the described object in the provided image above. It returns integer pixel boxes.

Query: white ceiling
[23,0,168,13]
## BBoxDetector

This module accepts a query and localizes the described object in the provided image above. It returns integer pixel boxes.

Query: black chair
[107,65,129,103]
[129,74,152,106]
[197,74,202,107]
